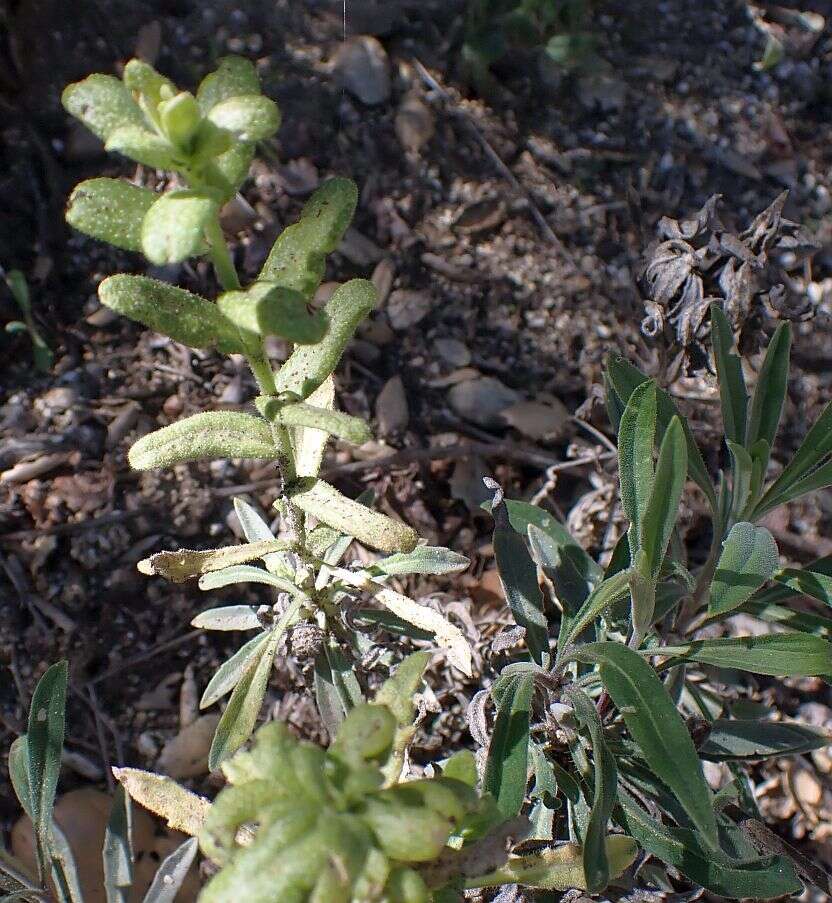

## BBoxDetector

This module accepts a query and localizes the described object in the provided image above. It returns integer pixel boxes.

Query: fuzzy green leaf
[208,628,280,770]
[491,497,549,665]
[571,642,719,849]
[129,412,275,470]
[271,400,371,446]
[746,322,791,472]
[374,651,432,726]
[197,57,261,113]
[105,125,177,169]
[287,478,417,553]
[207,95,281,142]
[191,605,261,631]
[99,274,243,353]
[66,178,157,252]
[618,379,657,554]
[709,522,779,616]
[606,354,716,510]
[370,546,470,577]
[700,718,830,761]
[259,178,358,296]
[484,672,534,820]
[567,688,618,893]
[217,282,328,345]
[158,92,201,149]
[200,632,270,709]
[122,59,175,105]
[141,191,218,265]
[276,279,376,399]
[61,74,143,141]
[711,303,748,446]
[313,641,364,738]
[213,142,255,192]
[27,661,68,863]
[659,632,832,677]
[617,791,800,899]
[556,569,631,658]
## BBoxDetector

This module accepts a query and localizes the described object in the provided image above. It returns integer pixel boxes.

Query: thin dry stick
[413,59,572,257]
[88,629,204,685]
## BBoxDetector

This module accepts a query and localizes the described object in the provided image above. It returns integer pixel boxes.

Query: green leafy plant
[3,268,53,372]
[61,58,474,772]
[2,661,198,902]
[462,0,595,94]
[481,303,832,898]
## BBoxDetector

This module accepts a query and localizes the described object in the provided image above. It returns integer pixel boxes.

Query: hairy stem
[206,218,241,292]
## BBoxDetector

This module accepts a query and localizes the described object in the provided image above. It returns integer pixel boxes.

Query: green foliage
[3,268,53,372]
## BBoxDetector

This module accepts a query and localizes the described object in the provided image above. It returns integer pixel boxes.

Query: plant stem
[206,218,241,291]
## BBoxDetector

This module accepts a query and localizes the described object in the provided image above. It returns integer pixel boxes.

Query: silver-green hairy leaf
[207,95,281,142]
[103,784,133,903]
[128,412,275,470]
[709,522,779,617]
[140,190,218,265]
[287,478,417,553]
[122,59,175,105]
[276,279,376,398]
[61,74,143,141]
[618,379,657,555]
[142,836,198,903]
[259,178,358,296]
[66,178,157,252]
[192,605,261,631]
[201,632,271,709]
[273,401,371,446]
[99,275,243,353]
[158,92,202,149]
[371,546,470,577]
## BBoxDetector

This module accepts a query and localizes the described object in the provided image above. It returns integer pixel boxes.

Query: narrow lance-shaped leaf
[727,440,754,519]
[556,569,631,660]
[286,478,417,554]
[66,178,157,252]
[139,539,293,583]
[232,496,291,576]
[276,279,376,399]
[746,321,791,472]
[140,191,218,265]
[372,587,472,677]
[198,565,299,594]
[567,688,618,894]
[616,790,801,900]
[484,672,534,820]
[617,379,657,555]
[257,397,370,446]
[711,303,748,446]
[208,625,283,770]
[103,784,132,903]
[313,641,364,738]
[370,546,470,577]
[260,178,358,296]
[775,566,832,607]
[570,642,719,849]
[754,457,832,519]
[191,606,261,631]
[491,494,549,665]
[128,412,276,471]
[99,275,244,354]
[61,74,143,142]
[27,661,69,865]
[656,631,832,677]
[708,522,779,616]
[142,836,199,903]
[699,718,831,761]
[639,415,687,580]
[605,354,716,509]
[114,768,211,837]
[200,631,271,709]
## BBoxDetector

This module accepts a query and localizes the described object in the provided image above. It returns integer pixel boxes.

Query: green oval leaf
[141,191,218,264]
[61,74,143,142]
[66,178,157,252]
[207,94,281,142]
[191,605,261,631]
[197,57,261,113]
[571,642,719,850]
[99,275,243,353]
[217,282,328,345]
[484,672,534,820]
[128,412,275,471]
[105,125,177,169]
[709,522,779,616]
[158,92,201,149]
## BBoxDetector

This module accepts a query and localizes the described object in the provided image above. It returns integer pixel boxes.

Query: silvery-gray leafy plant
[61,56,474,772]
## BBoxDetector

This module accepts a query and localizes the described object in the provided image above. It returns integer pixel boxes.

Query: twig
[88,629,204,685]
[413,59,572,257]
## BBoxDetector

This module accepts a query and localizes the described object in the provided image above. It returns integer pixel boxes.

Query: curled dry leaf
[138,538,294,582]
